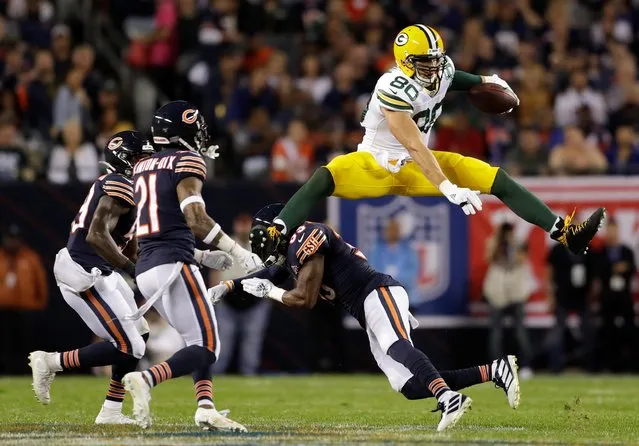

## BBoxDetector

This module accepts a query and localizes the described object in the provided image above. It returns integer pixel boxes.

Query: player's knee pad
[400,377,431,400]
[137,317,150,337]
[185,344,217,367]
[129,333,146,359]
[387,339,414,363]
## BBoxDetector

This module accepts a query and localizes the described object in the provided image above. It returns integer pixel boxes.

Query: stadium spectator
[24,49,55,139]
[15,0,54,49]
[227,68,278,133]
[554,70,607,128]
[505,126,549,177]
[234,107,278,179]
[549,126,608,175]
[52,68,91,136]
[436,111,486,159]
[592,218,638,371]
[483,222,534,379]
[546,242,595,373]
[47,119,98,184]
[517,64,552,127]
[95,107,133,150]
[296,55,332,105]
[210,213,271,376]
[368,217,419,308]
[50,23,71,84]
[130,0,178,97]
[71,44,101,113]
[607,125,639,175]
[271,119,315,183]
[0,224,47,375]
[0,113,29,182]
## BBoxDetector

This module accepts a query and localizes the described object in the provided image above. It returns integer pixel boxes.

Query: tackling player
[262,24,604,260]
[209,204,521,432]
[122,101,260,431]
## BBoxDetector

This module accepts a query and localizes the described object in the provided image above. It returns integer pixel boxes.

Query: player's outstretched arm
[383,107,448,186]
[241,255,324,309]
[177,176,262,272]
[86,195,136,275]
[383,108,482,215]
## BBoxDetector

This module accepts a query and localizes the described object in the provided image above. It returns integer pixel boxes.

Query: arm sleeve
[175,153,207,182]
[102,174,135,207]
[450,70,482,91]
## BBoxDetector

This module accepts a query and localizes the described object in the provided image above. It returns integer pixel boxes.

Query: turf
[0,375,637,445]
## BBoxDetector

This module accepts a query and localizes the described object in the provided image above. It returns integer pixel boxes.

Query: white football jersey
[358,56,455,159]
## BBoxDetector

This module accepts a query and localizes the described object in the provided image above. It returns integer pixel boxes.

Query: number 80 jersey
[359,56,455,159]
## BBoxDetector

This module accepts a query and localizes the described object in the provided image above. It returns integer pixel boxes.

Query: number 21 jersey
[359,56,455,159]
[133,149,207,275]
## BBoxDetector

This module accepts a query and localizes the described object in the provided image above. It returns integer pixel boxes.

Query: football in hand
[468,83,518,114]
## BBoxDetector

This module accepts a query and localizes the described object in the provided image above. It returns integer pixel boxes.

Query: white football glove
[207,282,231,305]
[439,180,483,215]
[240,252,264,274]
[241,278,273,298]
[194,249,233,270]
[483,74,520,112]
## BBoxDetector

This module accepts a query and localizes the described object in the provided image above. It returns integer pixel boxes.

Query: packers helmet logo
[182,109,198,124]
[395,32,409,46]
[107,137,123,151]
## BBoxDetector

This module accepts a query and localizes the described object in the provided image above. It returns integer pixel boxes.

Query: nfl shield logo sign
[355,197,450,304]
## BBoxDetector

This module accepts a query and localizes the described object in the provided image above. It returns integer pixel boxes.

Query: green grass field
[0,375,637,445]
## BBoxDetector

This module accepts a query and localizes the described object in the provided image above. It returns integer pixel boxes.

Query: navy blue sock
[105,333,149,404]
[60,341,132,370]
[401,365,492,400]
[192,364,214,405]
[145,345,215,387]
[388,339,450,400]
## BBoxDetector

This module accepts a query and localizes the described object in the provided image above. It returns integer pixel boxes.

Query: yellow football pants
[324,151,499,199]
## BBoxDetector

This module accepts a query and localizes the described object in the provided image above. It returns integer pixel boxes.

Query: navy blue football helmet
[151,100,210,153]
[103,130,154,178]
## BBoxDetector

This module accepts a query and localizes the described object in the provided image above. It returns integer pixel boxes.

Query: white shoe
[194,407,248,432]
[95,406,137,425]
[122,372,152,428]
[435,391,472,432]
[492,355,521,409]
[28,351,58,405]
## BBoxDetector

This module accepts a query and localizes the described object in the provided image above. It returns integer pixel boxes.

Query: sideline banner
[329,196,469,315]
[329,177,639,317]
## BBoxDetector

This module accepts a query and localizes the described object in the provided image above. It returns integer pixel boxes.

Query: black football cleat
[551,207,606,255]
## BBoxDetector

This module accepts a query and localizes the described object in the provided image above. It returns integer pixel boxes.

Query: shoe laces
[557,208,576,246]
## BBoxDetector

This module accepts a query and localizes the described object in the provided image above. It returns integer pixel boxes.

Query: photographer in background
[546,241,595,373]
[483,222,534,380]
[591,218,637,371]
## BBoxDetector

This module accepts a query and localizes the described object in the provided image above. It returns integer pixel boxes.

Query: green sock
[490,169,560,233]
[278,167,335,232]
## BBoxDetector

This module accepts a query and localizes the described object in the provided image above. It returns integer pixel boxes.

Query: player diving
[259,24,605,260]
[208,203,522,432]
[28,131,233,424]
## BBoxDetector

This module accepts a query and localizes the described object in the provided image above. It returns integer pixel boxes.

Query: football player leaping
[209,204,521,432]
[29,131,231,424]
[262,24,604,259]
[122,101,261,431]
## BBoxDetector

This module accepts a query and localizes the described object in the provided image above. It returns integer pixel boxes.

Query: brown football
[468,83,518,114]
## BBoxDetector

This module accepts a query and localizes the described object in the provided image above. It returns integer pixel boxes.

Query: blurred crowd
[0,0,639,183]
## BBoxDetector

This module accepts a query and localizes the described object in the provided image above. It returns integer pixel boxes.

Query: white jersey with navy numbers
[359,56,455,160]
